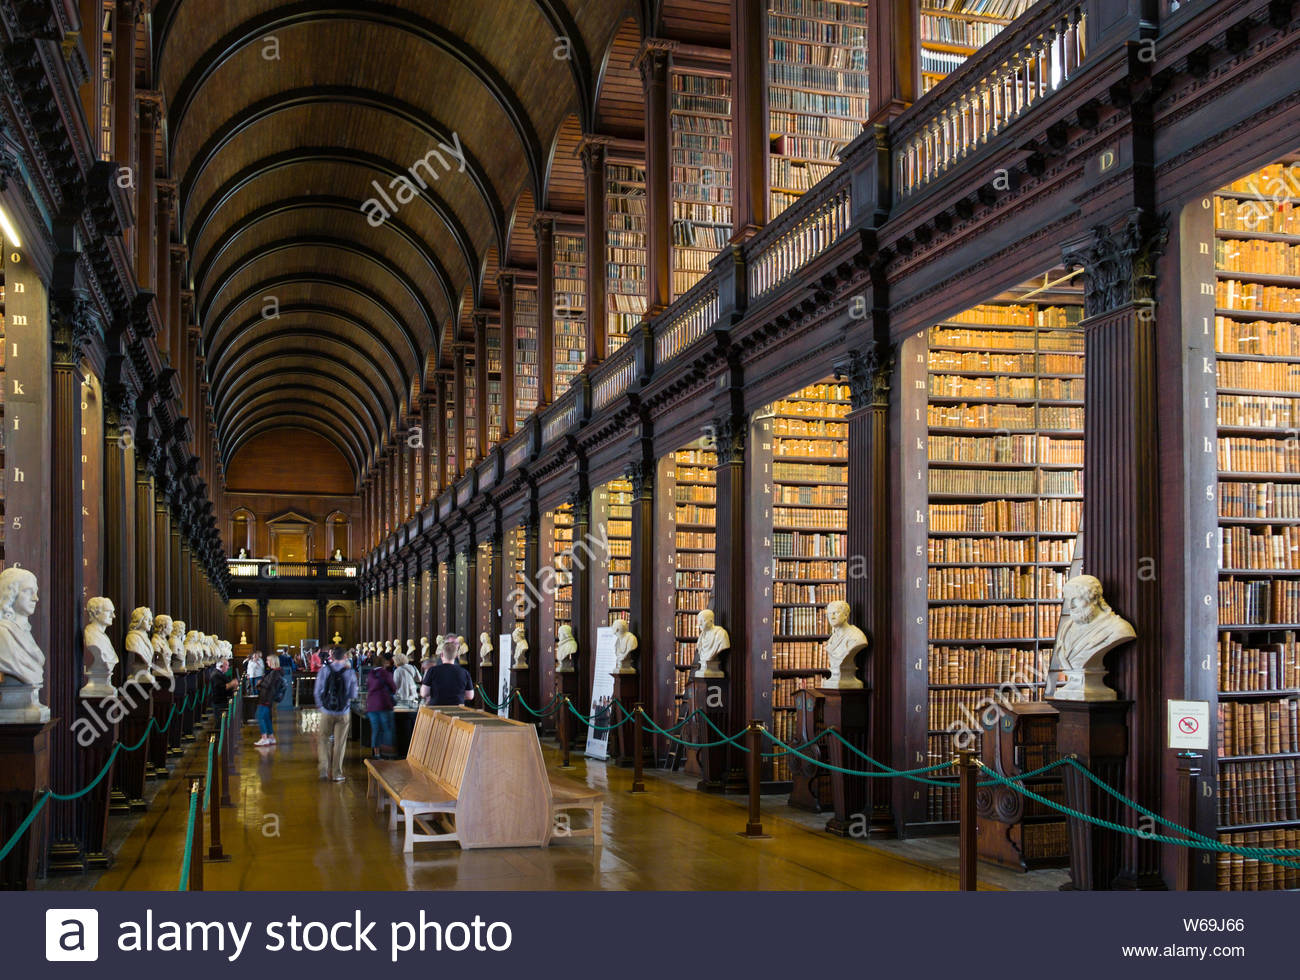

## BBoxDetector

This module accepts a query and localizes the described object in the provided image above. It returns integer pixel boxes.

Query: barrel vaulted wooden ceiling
[153,0,700,486]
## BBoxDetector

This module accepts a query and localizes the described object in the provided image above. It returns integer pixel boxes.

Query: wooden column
[474,315,489,459]
[154,183,174,355]
[534,216,556,406]
[626,454,665,725]
[103,381,137,656]
[1062,210,1168,890]
[730,0,767,240]
[134,456,155,617]
[154,486,171,617]
[709,414,750,791]
[453,345,468,474]
[435,376,449,492]
[638,43,672,314]
[112,0,138,255]
[580,138,609,365]
[498,272,517,437]
[134,95,159,294]
[570,489,594,745]
[868,0,919,124]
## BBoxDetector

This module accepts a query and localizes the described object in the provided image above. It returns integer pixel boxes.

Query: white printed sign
[584,627,618,760]
[1168,700,1210,750]
[497,633,513,719]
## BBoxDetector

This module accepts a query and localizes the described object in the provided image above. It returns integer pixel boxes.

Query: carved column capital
[710,415,746,465]
[1061,208,1169,319]
[835,344,896,412]
[50,292,99,367]
[625,458,653,499]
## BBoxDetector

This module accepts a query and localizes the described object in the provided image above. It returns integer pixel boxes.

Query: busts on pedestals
[555,624,577,672]
[406,638,417,661]
[479,631,493,667]
[207,635,219,664]
[170,619,188,673]
[612,619,639,674]
[81,596,119,698]
[823,600,868,690]
[694,609,730,678]
[456,635,470,666]
[1047,575,1136,702]
[510,625,529,669]
[0,568,49,723]
[125,607,155,684]
[419,636,430,664]
[151,615,175,682]
[184,631,204,670]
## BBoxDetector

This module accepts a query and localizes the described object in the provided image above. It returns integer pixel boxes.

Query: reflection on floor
[89,708,993,891]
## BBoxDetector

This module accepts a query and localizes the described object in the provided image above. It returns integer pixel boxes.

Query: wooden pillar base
[822,688,893,838]
[149,687,173,776]
[0,720,56,889]
[114,691,152,809]
[691,677,744,793]
[610,673,645,767]
[1052,698,1131,891]
[75,696,120,872]
[787,689,827,813]
[557,670,581,745]
[510,667,529,724]
[181,672,198,741]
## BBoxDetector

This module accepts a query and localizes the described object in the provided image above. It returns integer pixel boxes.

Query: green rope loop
[178,785,201,891]
[0,793,50,862]
[203,740,215,811]
[515,692,563,717]
[762,730,958,778]
[565,698,635,732]
[640,712,749,749]
[476,685,512,712]
[761,728,831,758]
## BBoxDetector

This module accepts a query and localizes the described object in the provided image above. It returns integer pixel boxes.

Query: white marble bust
[612,619,639,674]
[1049,575,1136,702]
[456,635,470,666]
[555,624,577,672]
[823,600,868,690]
[406,638,416,660]
[420,636,430,661]
[125,607,155,683]
[170,619,188,673]
[511,625,529,669]
[184,630,204,670]
[694,609,730,678]
[81,596,118,698]
[479,631,493,667]
[0,568,49,723]
[151,614,175,681]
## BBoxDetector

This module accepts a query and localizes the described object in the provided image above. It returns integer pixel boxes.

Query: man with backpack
[314,645,358,781]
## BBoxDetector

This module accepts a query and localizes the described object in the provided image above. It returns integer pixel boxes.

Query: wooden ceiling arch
[222,381,380,463]
[225,411,366,479]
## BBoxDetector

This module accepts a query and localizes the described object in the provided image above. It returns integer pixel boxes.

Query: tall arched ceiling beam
[205,275,422,373]
[209,311,407,400]
[178,88,504,264]
[165,3,547,205]
[214,338,401,420]
[222,379,381,458]
[225,421,363,484]
[197,237,438,349]
[529,0,594,129]
[183,141,479,308]
[212,352,395,439]
[193,195,456,323]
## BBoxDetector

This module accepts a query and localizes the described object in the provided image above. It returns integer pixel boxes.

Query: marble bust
[151,614,175,681]
[125,607,155,683]
[170,619,188,673]
[511,625,529,669]
[456,635,470,666]
[823,600,868,690]
[240,631,248,645]
[694,609,730,678]
[184,630,204,670]
[81,596,118,698]
[420,636,430,661]
[1048,575,1136,702]
[555,624,577,672]
[479,631,493,667]
[406,638,416,660]
[0,567,49,723]
[612,619,639,674]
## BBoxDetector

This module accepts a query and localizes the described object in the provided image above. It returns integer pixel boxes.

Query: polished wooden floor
[94,708,982,891]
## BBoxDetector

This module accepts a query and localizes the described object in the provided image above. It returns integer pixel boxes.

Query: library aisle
[88,711,970,892]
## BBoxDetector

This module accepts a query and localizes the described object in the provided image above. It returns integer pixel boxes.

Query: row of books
[768,88,866,118]
[927,566,1068,601]
[1214,239,1300,277]
[930,374,1085,401]
[1218,699,1299,756]
[776,606,830,635]
[928,349,1083,375]
[921,50,966,76]
[929,686,1038,730]
[771,438,846,459]
[674,530,715,550]
[1214,316,1300,356]
[929,498,1081,533]
[772,506,847,528]
[769,110,861,140]
[1216,829,1300,890]
[923,0,1034,18]
[1218,577,1300,625]
[675,466,714,484]
[1217,437,1300,474]
[1218,525,1300,570]
[771,417,847,437]
[1217,632,1300,691]
[673,444,716,690]
[1217,359,1300,393]
[1214,197,1300,233]
[674,484,716,504]
[929,469,1084,497]
[928,604,1062,640]
[1220,480,1300,520]
[768,61,868,93]
[1222,163,1300,197]
[1215,278,1300,313]
[769,15,868,44]
[772,462,846,483]
[1217,394,1300,429]
[920,12,1010,48]
[773,640,831,667]
[770,158,836,193]
[928,434,1084,465]
[928,403,1085,430]
[676,504,714,525]
[928,646,1048,685]
[773,581,847,604]
[928,536,1077,565]
[1217,758,1300,826]
[768,0,867,24]
[773,530,846,557]
[671,216,731,244]
[773,386,851,412]
[774,483,845,506]
[676,551,713,570]
[675,569,714,590]
[774,558,846,579]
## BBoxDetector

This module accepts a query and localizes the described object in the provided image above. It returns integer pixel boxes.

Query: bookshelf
[554,231,586,394]
[766,0,868,219]
[607,161,648,353]
[552,504,574,640]
[443,401,458,479]
[464,354,478,464]
[673,440,717,696]
[510,524,527,632]
[670,67,733,301]
[486,324,502,449]
[0,271,5,563]
[603,478,633,625]
[767,379,850,783]
[515,283,539,424]
[919,0,1033,92]
[1212,163,1300,890]
[924,298,1085,825]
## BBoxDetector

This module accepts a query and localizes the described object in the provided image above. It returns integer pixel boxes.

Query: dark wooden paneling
[227,429,355,495]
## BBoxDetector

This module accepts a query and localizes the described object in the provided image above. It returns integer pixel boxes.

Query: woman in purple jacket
[366,652,398,759]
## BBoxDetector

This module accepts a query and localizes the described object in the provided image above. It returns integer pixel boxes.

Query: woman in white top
[392,652,420,703]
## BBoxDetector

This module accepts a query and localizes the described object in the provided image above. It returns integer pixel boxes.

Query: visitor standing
[393,652,420,703]
[420,637,474,707]
[366,653,397,759]
[314,646,358,781]
[255,653,285,746]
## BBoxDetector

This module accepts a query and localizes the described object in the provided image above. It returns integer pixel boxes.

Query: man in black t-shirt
[420,637,474,707]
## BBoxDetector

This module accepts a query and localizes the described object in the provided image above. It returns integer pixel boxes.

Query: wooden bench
[547,774,603,846]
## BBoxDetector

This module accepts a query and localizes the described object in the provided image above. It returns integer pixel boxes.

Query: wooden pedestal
[556,670,581,743]
[787,689,827,812]
[180,671,197,742]
[691,676,740,793]
[976,702,1067,871]
[149,687,173,776]
[611,673,646,767]
[114,690,152,810]
[1051,698,1131,890]
[510,667,529,723]
[822,688,886,837]
[0,720,56,890]
[76,697,119,870]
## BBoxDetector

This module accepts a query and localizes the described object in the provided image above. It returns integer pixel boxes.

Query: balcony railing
[748,170,852,301]
[893,2,1087,202]
[227,559,359,579]
[592,343,638,410]
[541,388,578,446]
[655,286,720,368]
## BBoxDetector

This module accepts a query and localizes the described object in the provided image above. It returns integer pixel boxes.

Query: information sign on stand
[1167,700,1210,751]
[497,633,513,719]
[585,626,617,760]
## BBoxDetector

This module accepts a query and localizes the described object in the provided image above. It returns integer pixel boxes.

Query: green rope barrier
[977,763,1300,868]
[565,698,635,732]
[698,713,752,751]
[203,740,215,811]
[1062,757,1218,846]
[660,707,705,735]
[0,793,50,862]
[178,786,201,892]
[640,712,747,749]
[761,728,831,758]
[515,692,563,717]
[476,685,512,712]
[826,731,1075,788]
[762,729,959,779]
